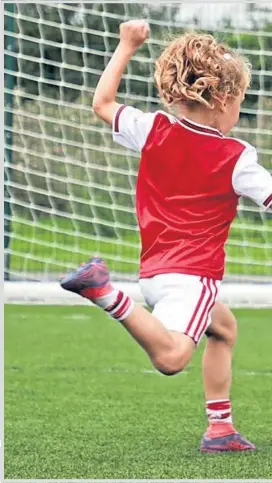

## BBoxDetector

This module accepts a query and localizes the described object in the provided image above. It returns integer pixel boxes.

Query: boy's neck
[177,107,220,131]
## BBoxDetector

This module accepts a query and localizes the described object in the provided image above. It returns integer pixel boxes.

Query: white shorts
[139,273,220,344]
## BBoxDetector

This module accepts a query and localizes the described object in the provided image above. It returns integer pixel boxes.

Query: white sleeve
[232,147,272,211]
[112,105,156,152]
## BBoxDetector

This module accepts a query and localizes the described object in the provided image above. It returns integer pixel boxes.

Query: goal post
[4,2,272,307]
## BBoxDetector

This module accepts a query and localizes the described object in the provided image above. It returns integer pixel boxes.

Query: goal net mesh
[4,2,272,305]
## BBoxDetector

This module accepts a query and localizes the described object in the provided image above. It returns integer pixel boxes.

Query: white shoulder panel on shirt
[112,105,158,152]
[112,106,176,152]
[232,145,272,211]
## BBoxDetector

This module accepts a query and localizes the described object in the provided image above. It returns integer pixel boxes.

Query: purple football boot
[60,257,113,300]
[201,430,256,453]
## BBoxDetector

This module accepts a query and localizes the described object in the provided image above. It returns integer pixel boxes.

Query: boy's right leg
[60,257,195,375]
[201,303,255,452]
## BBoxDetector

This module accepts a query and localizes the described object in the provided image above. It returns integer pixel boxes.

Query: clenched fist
[119,20,150,49]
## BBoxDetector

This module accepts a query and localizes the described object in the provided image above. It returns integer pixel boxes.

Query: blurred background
[4,4,272,478]
[4,2,272,288]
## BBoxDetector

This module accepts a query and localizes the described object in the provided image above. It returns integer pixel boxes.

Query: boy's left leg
[200,302,255,452]
[60,257,195,375]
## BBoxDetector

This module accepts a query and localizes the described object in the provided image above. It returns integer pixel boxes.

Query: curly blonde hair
[154,33,251,110]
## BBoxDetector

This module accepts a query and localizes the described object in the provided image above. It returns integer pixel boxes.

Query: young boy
[61,20,272,452]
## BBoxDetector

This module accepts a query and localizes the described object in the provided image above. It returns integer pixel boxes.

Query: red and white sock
[94,289,134,321]
[206,399,233,424]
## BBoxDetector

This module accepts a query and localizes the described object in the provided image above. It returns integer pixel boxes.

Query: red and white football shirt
[113,106,272,280]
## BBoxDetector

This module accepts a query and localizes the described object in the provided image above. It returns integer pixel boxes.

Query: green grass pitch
[4,305,272,478]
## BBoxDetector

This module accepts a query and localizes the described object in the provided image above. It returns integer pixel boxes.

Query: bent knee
[153,350,188,376]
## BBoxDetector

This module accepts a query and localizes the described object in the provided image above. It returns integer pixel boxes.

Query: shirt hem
[139,267,223,281]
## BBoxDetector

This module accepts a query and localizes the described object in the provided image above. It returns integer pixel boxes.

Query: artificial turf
[4,305,272,478]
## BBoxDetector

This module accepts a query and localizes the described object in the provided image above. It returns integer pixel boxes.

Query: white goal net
[4,2,272,306]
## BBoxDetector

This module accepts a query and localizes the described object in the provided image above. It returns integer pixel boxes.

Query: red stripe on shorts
[192,278,213,341]
[197,280,218,340]
[263,194,272,207]
[196,280,218,342]
[184,277,207,338]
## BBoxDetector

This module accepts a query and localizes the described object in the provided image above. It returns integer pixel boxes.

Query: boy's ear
[220,101,227,113]
[214,93,228,113]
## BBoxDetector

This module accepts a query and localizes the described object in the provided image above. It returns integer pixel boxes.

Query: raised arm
[92,20,150,125]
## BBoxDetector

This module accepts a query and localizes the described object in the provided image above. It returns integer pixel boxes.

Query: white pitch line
[239,371,272,377]
[6,365,271,377]
[101,368,272,377]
